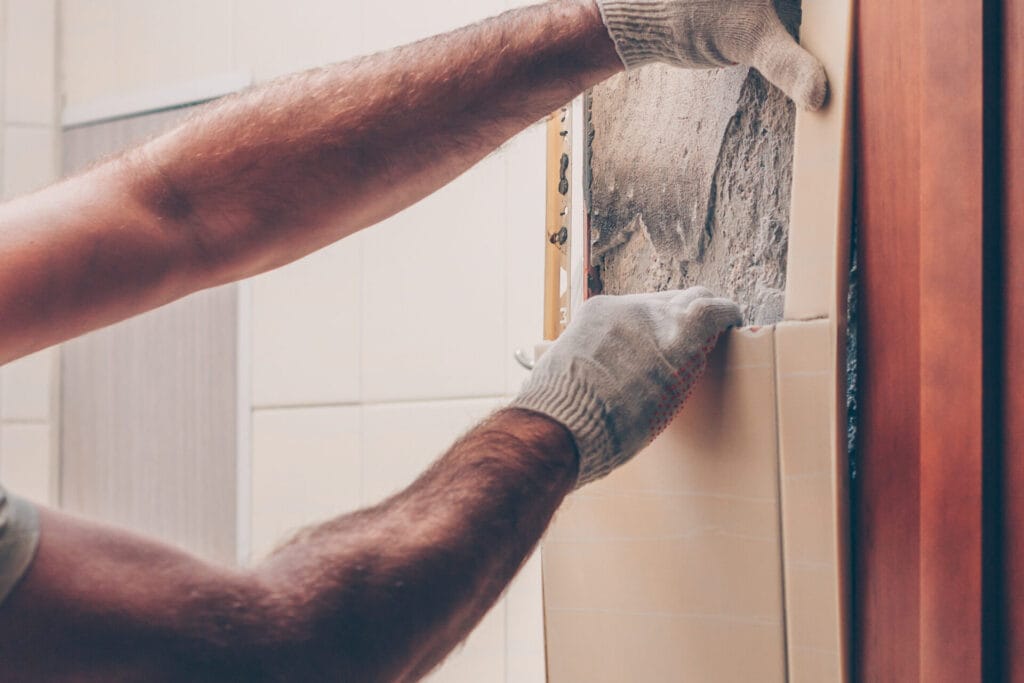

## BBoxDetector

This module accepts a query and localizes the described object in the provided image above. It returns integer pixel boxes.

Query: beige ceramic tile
[428,599,507,683]
[250,405,362,561]
[0,347,55,422]
[361,398,505,505]
[504,124,547,396]
[233,0,364,82]
[774,319,846,682]
[251,237,362,408]
[362,154,507,402]
[506,550,546,683]
[783,0,854,321]
[546,606,783,683]
[2,125,57,199]
[4,0,57,125]
[543,328,787,683]
[0,423,53,504]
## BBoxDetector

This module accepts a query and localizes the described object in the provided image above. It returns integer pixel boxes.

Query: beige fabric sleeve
[0,485,40,607]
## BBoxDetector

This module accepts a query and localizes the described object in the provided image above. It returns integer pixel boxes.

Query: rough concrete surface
[588,2,800,325]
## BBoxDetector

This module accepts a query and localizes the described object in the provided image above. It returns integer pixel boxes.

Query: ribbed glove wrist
[597,0,734,69]
[512,288,741,487]
[512,372,616,485]
[595,0,829,111]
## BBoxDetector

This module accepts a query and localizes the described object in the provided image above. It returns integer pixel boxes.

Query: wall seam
[252,395,511,412]
[0,0,5,223]
[236,279,253,565]
[770,326,793,681]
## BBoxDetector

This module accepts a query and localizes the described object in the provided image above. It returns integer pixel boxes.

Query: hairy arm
[0,409,577,682]
[0,0,620,363]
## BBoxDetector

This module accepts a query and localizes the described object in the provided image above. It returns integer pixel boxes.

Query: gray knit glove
[596,0,828,110]
[512,288,741,486]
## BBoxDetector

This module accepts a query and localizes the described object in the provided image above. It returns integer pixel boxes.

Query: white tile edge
[61,71,253,129]
[782,0,854,322]
[773,319,848,683]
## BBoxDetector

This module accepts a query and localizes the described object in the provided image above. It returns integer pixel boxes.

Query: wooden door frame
[854,0,1014,680]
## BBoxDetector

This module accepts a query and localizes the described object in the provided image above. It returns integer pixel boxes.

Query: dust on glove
[596,0,828,110]
[512,288,741,487]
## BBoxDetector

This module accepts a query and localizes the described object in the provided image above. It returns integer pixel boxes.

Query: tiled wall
[57,1,548,681]
[0,0,60,507]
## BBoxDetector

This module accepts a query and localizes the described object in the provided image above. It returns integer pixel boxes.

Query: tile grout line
[502,148,511,683]
[252,394,513,412]
[0,418,53,426]
[357,232,366,507]
[3,121,55,130]
[1,0,6,202]
[769,326,792,682]
[50,0,62,509]
[235,279,254,566]
[1,0,7,129]
[503,131,516,683]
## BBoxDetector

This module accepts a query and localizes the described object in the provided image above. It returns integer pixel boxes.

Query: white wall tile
[362,397,504,505]
[429,599,507,683]
[0,0,5,114]
[4,0,56,125]
[2,125,57,198]
[233,0,364,82]
[115,0,234,101]
[0,0,4,158]
[250,405,362,561]
[363,0,509,54]
[0,423,53,504]
[506,550,547,683]
[0,348,55,422]
[60,0,234,109]
[504,124,547,395]
[252,238,362,408]
[362,155,508,402]
[59,0,120,110]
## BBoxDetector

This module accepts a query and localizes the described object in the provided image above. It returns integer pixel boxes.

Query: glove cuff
[596,0,678,69]
[511,375,617,487]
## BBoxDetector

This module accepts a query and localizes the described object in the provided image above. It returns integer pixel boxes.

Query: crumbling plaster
[588,1,800,325]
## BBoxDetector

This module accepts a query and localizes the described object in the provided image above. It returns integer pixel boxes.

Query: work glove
[595,0,828,110]
[511,288,741,486]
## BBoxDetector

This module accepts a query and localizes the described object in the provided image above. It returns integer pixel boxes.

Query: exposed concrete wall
[588,1,800,325]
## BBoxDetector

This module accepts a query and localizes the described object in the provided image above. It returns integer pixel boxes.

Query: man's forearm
[0,0,620,361]
[140,0,621,273]
[0,409,577,681]
[253,408,578,680]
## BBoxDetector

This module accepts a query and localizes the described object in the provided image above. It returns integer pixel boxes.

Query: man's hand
[596,0,829,110]
[513,288,742,486]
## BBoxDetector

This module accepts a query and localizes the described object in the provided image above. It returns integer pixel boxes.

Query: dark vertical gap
[846,203,861,683]
[982,0,1007,679]
[847,10,863,681]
